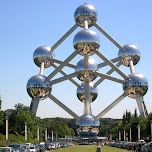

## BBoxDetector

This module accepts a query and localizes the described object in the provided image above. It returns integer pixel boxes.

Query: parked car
[127,142,135,150]
[50,143,56,150]
[45,143,52,150]
[29,146,36,152]
[141,143,147,152]
[136,142,146,152]
[146,142,152,152]
[9,144,24,152]
[22,145,30,152]
[38,145,44,152]
[0,147,14,152]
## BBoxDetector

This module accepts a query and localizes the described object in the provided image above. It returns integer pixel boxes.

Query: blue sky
[0,0,152,119]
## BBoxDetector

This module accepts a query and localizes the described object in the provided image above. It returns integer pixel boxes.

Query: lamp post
[34,122,36,144]
[138,124,140,141]
[124,129,126,141]
[5,115,8,146]
[119,130,121,141]
[56,132,57,142]
[37,126,39,144]
[45,128,47,143]
[129,127,132,142]
[25,122,27,143]
[52,130,53,143]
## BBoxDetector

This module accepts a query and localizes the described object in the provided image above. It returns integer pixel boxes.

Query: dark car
[9,144,24,152]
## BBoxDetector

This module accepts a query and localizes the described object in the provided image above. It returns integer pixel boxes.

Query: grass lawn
[53,145,129,152]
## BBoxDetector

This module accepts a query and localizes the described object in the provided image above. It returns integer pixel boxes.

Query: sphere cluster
[27,3,149,134]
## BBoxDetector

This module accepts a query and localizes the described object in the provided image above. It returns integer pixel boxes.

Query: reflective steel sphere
[76,114,100,126]
[77,82,98,103]
[118,44,140,67]
[76,58,98,82]
[74,3,97,27]
[123,73,148,99]
[33,46,55,68]
[26,74,51,100]
[73,29,100,56]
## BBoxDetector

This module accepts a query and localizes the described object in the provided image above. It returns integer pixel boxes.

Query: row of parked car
[0,142,74,152]
[107,140,152,152]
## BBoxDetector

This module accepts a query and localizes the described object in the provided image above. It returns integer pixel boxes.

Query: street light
[25,122,27,143]
[45,128,47,143]
[138,124,140,141]
[34,122,36,144]
[5,115,8,146]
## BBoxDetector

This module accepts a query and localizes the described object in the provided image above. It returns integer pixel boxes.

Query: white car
[29,146,36,152]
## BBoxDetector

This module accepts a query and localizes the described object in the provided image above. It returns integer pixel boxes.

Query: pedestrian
[96,144,102,152]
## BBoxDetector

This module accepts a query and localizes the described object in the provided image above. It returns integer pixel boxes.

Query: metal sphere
[76,114,100,126]
[118,44,140,67]
[26,74,51,100]
[33,46,55,68]
[73,29,100,56]
[74,3,97,27]
[76,114,100,136]
[76,58,98,82]
[77,82,98,103]
[123,73,148,99]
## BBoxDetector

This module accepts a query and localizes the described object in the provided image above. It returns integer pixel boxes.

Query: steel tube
[95,93,127,121]
[51,24,79,52]
[52,63,81,88]
[37,126,39,143]
[48,94,80,121]
[29,98,40,113]
[83,18,88,29]
[98,57,121,68]
[84,80,92,115]
[94,62,121,87]
[40,61,45,75]
[46,51,78,81]
[51,58,76,69]
[94,23,125,51]
[129,58,135,73]
[95,71,125,84]
[45,128,47,142]
[95,50,129,80]
[49,71,79,86]
[84,55,89,69]
[136,96,146,118]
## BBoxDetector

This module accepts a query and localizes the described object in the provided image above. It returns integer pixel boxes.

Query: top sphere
[118,44,140,67]
[74,3,97,27]
[33,46,55,68]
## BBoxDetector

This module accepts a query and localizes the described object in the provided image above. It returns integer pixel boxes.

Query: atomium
[27,3,149,138]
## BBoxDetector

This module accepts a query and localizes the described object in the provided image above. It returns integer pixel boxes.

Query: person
[96,144,102,152]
